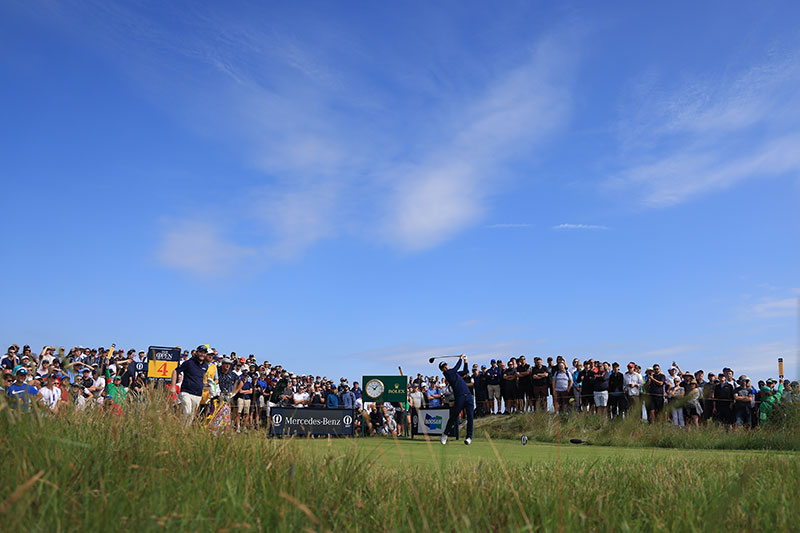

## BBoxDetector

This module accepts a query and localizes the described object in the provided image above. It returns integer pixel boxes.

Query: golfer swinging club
[439,354,474,445]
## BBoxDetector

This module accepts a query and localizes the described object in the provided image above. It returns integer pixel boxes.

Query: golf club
[428,354,465,364]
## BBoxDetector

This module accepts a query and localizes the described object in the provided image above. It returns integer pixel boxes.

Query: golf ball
[521,435,528,445]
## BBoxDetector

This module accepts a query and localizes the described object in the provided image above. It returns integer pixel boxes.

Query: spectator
[502,358,518,414]
[293,385,310,408]
[486,360,502,415]
[684,379,702,427]
[623,362,643,418]
[6,366,41,410]
[571,360,583,412]
[551,361,572,413]
[608,362,626,419]
[733,376,753,428]
[339,384,355,409]
[326,386,340,408]
[593,362,610,417]
[516,356,532,412]
[40,373,62,413]
[106,375,127,414]
[759,378,784,422]
[426,381,442,408]
[531,357,550,413]
[646,364,666,423]
[713,374,734,424]
[580,360,595,413]
[668,377,685,426]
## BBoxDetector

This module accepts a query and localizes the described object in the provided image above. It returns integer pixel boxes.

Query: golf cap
[438,361,447,371]
[481,365,486,369]
[196,345,208,353]
[222,358,232,364]
[13,366,27,375]
[766,378,777,385]
[722,367,732,373]
[490,359,496,364]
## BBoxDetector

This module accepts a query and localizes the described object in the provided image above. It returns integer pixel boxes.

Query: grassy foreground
[1,400,799,532]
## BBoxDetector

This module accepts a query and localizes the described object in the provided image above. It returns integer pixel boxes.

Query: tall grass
[1,396,798,531]
[476,406,800,451]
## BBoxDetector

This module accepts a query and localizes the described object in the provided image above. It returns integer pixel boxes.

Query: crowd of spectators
[3,344,798,432]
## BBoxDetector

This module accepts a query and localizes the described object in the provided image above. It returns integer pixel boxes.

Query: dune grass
[1,396,798,532]
[474,405,800,451]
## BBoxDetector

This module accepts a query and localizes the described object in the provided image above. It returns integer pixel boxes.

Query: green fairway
[288,434,798,467]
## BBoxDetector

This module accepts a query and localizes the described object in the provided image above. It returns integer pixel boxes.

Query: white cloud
[611,52,800,206]
[752,297,797,318]
[23,4,579,274]
[552,223,608,230]
[383,35,575,250]
[157,220,257,277]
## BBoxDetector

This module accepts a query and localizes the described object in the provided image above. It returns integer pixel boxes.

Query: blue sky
[1,1,798,381]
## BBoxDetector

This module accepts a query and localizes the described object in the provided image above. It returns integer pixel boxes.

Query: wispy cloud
[32,5,579,275]
[752,297,797,318]
[552,223,608,230]
[157,220,257,277]
[610,51,800,207]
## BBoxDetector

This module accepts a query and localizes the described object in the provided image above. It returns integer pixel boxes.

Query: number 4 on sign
[157,362,168,377]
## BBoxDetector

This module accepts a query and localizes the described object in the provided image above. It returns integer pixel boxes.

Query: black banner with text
[269,407,356,436]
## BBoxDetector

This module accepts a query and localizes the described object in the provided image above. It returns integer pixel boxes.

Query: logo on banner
[343,415,353,425]
[272,413,283,425]
[424,413,443,430]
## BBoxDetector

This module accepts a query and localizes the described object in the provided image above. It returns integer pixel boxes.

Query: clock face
[366,379,384,398]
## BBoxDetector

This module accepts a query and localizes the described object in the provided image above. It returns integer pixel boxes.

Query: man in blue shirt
[439,355,474,445]
[326,385,340,408]
[171,345,209,423]
[6,367,42,411]
[485,360,502,414]
[426,383,442,408]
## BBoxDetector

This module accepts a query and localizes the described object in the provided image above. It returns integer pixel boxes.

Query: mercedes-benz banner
[269,407,356,436]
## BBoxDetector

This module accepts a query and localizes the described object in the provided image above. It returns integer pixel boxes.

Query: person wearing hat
[439,354,474,445]
[759,378,784,422]
[6,366,42,411]
[106,374,127,414]
[217,358,237,404]
[170,345,210,423]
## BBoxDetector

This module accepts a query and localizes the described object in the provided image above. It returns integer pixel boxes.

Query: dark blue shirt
[326,393,339,408]
[443,360,471,396]
[486,367,502,385]
[239,376,253,399]
[175,357,208,396]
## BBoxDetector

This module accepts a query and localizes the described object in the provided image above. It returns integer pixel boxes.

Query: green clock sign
[361,375,407,402]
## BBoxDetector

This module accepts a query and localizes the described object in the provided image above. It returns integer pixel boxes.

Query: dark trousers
[444,393,474,439]
[608,394,628,418]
